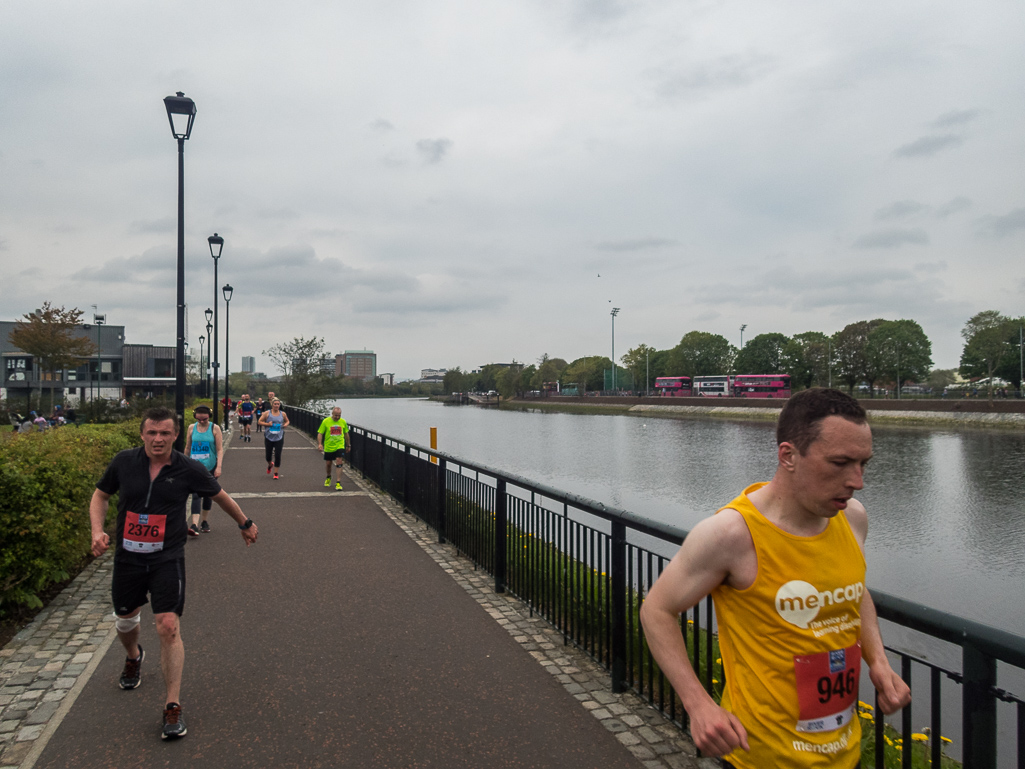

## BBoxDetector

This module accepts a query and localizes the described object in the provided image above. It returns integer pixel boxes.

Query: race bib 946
[793,642,861,733]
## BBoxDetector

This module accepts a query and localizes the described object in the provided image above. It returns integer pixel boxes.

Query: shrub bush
[0,422,140,615]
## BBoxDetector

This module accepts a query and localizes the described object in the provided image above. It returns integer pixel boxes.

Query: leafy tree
[865,320,933,395]
[783,332,829,390]
[667,332,735,378]
[262,336,333,408]
[926,368,960,393]
[561,356,612,391]
[8,303,96,412]
[443,367,474,394]
[831,321,883,395]
[531,354,568,391]
[959,311,1018,400]
[621,344,657,394]
[734,333,789,375]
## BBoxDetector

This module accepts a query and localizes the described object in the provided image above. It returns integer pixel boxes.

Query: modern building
[379,373,395,386]
[2,318,189,406]
[335,350,377,382]
[241,356,256,374]
[420,368,447,384]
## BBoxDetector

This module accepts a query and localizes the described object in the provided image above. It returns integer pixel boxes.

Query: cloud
[975,208,1025,239]
[370,118,395,132]
[932,109,981,128]
[651,53,775,100]
[129,218,176,234]
[935,197,972,218]
[893,135,963,158]
[912,261,947,273]
[874,201,926,221]
[354,291,505,315]
[254,207,300,221]
[853,229,929,249]
[71,247,176,283]
[593,237,677,252]
[416,138,453,164]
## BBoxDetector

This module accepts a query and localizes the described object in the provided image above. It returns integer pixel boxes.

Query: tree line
[442,311,1025,400]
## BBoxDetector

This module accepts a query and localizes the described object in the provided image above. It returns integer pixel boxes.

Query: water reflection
[334,398,1024,635]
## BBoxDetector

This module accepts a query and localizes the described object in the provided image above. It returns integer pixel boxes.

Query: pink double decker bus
[654,376,692,396]
[733,374,792,398]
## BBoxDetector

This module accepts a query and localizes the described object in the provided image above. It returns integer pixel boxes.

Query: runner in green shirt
[317,406,350,490]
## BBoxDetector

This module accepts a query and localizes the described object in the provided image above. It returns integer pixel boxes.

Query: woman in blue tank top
[257,399,289,479]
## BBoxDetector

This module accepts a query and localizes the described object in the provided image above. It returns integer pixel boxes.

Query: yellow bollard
[430,426,438,464]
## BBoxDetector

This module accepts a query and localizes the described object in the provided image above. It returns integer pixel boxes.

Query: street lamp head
[94,313,105,325]
[611,307,620,317]
[163,92,196,140]
[208,233,224,259]
[204,307,213,324]
[199,335,205,345]
[222,283,234,303]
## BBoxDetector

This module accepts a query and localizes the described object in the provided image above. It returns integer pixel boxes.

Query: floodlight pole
[611,308,620,392]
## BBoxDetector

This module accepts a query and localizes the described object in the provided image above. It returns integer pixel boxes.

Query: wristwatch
[239,518,254,530]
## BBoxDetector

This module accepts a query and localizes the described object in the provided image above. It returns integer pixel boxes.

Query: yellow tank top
[711,483,865,769]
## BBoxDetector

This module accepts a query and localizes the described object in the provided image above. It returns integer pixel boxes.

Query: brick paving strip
[0,433,717,769]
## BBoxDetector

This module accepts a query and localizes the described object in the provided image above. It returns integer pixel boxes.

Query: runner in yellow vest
[317,406,350,491]
[640,388,910,768]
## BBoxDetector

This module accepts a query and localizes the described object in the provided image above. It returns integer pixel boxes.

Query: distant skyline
[2,1,1023,379]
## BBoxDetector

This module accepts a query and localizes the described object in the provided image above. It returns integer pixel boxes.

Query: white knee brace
[115,613,141,634]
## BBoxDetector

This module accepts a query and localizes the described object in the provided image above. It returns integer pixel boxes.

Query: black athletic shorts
[323,449,347,461]
[239,415,253,425]
[112,558,186,617]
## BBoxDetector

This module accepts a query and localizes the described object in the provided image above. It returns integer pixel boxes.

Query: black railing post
[403,445,411,510]
[494,478,507,594]
[963,642,997,768]
[357,431,366,479]
[436,458,447,544]
[610,520,627,693]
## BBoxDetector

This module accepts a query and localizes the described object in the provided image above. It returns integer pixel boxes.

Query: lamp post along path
[208,234,223,425]
[223,283,233,430]
[164,91,196,451]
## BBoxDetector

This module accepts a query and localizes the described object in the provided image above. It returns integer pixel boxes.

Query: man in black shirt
[89,407,258,741]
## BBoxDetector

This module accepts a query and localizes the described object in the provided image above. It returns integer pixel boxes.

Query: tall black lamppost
[222,284,233,430]
[208,234,223,424]
[198,335,205,398]
[204,308,213,401]
[164,91,197,451]
[94,312,105,402]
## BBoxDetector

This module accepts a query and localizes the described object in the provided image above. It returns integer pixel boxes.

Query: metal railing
[288,405,1025,768]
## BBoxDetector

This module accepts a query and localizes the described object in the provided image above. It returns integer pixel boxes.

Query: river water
[329,397,1025,638]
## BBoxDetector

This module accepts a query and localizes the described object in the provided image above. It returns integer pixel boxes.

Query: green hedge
[0,422,141,615]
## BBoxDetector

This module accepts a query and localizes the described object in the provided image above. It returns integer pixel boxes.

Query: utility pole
[610,308,620,392]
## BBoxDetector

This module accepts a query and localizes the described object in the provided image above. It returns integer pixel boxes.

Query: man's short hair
[141,406,179,434]
[193,405,211,416]
[776,388,867,454]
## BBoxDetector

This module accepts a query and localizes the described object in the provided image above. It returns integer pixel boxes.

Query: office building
[241,356,256,374]
[335,350,377,382]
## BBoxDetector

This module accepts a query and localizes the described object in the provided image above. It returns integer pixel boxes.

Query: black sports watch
[239,518,254,530]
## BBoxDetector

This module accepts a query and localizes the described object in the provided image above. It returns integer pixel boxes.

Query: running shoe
[187,524,200,537]
[273,472,279,480]
[324,477,331,487]
[335,482,343,491]
[161,702,187,740]
[200,521,210,533]
[267,465,272,474]
[119,646,144,690]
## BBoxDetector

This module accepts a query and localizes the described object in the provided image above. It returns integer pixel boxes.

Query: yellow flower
[941,736,953,744]
[911,734,929,742]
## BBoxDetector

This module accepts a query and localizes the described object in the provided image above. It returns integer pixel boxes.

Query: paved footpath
[0,425,714,769]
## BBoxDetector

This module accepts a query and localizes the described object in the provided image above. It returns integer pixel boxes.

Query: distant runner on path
[237,394,256,443]
[254,397,267,433]
[258,398,289,480]
[317,406,350,490]
[184,405,223,536]
[89,406,258,741]
[640,388,909,768]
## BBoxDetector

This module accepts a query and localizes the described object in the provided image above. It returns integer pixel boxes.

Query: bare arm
[257,412,270,427]
[211,490,258,546]
[639,512,751,757]
[184,425,192,455]
[89,489,112,557]
[213,425,224,478]
[281,411,290,428]
[845,501,911,715]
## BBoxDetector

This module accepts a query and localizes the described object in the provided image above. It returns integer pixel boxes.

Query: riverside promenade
[0,427,710,769]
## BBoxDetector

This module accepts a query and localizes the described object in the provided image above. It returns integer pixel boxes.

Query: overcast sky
[2,0,1023,379]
